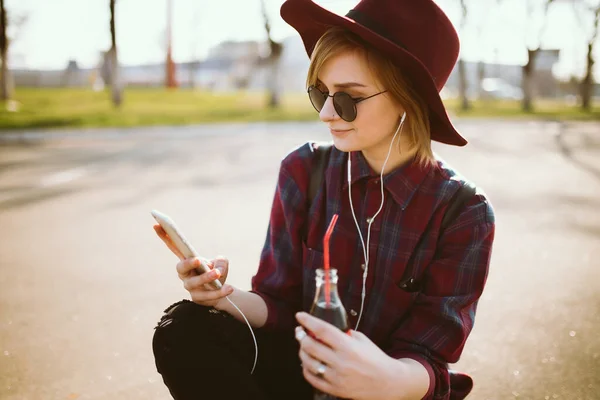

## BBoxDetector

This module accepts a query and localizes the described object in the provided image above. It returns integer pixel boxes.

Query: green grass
[445,98,600,121]
[0,88,317,131]
[0,88,598,131]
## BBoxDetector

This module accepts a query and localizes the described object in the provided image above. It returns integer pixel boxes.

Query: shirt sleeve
[386,193,495,399]
[250,151,310,332]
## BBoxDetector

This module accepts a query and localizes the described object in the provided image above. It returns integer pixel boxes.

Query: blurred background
[0,0,598,399]
[0,0,599,125]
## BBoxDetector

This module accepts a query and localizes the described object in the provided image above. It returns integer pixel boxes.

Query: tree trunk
[0,0,9,101]
[477,61,485,99]
[267,41,283,108]
[457,0,469,110]
[261,0,282,108]
[189,61,196,89]
[109,0,122,107]
[581,42,594,111]
[522,48,538,112]
[164,0,177,89]
[109,47,122,107]
[458,58,470,110]
[581,8,599,112]
[268,59,280,108]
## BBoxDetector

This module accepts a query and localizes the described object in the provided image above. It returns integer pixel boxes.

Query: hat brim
[281,0,467,147]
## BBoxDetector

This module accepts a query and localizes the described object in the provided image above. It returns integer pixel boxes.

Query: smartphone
[151,209,223,290]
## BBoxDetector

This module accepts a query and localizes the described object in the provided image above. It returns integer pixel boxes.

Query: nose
[319,95,340,123]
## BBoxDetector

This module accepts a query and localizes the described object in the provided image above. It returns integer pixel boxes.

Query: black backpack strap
[302,142,333,243]
[398,181,477,292]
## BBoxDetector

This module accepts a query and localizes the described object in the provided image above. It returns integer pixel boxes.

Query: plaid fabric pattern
[251,142,495,399]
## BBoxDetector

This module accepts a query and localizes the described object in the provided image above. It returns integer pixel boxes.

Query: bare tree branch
[459,0,468,29]
[539,0,556,41]
[0,0,8,101]
[521,0,557,112]
[592,5,600,42]
[581,3,600,110]
[260,0,283,108]
[0,0,6,57]
[456,0,471,111]
[110,0,116,50]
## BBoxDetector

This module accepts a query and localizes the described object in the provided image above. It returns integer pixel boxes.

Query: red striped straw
[323,214,339,306]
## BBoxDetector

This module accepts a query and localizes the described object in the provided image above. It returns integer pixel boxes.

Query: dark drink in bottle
[309,268,349,400]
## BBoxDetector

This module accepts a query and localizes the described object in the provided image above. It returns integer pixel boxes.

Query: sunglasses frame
[307,85,387,122]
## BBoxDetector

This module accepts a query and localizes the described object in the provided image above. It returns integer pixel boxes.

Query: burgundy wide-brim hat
[281,0,467,146]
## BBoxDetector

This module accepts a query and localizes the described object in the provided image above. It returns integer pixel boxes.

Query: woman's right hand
[176,256,234,307]
[154,224,234,307]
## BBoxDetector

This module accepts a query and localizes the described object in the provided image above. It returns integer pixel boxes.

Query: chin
[331,137,361,153]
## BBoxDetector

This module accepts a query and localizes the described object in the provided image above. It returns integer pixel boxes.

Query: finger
[295,326,308,342]
[154,225,185,260]
[153,224,166,237]
[212,256,228,276]
[183,269,222,291]
[190,285,234,303]
[295,312,350,351]
[206,258,226,286]
[298,349,328,379]
[348,329,369,342]
[298,330,339,367]
[176,257,205,277]
[302,365,338,396]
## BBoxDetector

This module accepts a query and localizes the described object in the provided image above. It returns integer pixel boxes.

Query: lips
[329,128,353,136]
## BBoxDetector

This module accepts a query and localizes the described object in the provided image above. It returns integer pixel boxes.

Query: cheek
[354,106,396,140]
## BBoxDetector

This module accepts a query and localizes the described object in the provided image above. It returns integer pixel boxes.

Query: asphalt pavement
[0,119,599,400]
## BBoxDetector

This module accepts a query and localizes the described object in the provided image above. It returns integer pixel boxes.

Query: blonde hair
[306,27,435,166]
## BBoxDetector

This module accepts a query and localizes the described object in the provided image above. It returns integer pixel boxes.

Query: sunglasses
[307,85,387,122]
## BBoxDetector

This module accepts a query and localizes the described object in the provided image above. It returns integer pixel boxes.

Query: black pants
[152,300,313,400]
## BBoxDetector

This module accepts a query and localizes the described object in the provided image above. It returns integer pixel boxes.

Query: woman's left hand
[295,312,401,400]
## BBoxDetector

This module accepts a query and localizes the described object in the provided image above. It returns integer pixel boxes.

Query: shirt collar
[342,151,432,210]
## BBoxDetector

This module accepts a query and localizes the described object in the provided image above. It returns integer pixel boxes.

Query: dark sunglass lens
[308,86,327,112]
[333,92,357,122]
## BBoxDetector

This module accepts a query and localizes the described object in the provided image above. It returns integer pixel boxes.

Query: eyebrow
[333,82,367,89]
[317,79,367,89]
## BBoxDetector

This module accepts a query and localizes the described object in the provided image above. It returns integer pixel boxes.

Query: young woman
[151,0,495,399]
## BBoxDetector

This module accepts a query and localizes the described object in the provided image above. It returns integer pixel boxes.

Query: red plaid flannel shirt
[251,142,495,399]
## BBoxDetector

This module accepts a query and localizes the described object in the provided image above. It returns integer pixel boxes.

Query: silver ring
[315,362,326,378]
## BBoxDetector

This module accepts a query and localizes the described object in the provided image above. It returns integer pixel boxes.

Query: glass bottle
[309,268,349,400]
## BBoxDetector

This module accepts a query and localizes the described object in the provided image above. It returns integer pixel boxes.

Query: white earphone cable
[349,113,406,330]
[225,296,258,374]
[229,114,406,372]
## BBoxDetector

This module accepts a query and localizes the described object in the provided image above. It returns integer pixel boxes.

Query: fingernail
[295,328,307,341]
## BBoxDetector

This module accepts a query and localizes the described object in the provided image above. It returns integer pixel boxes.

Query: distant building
[10,39,588,99]
[62,60,81,87]
[534,49,561,98]
[444,49,561,99]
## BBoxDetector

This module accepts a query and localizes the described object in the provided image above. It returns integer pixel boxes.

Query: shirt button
[361,263,366,271]
[350,309,358,317]
[374,179,380,184]
[366,217,373,224]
